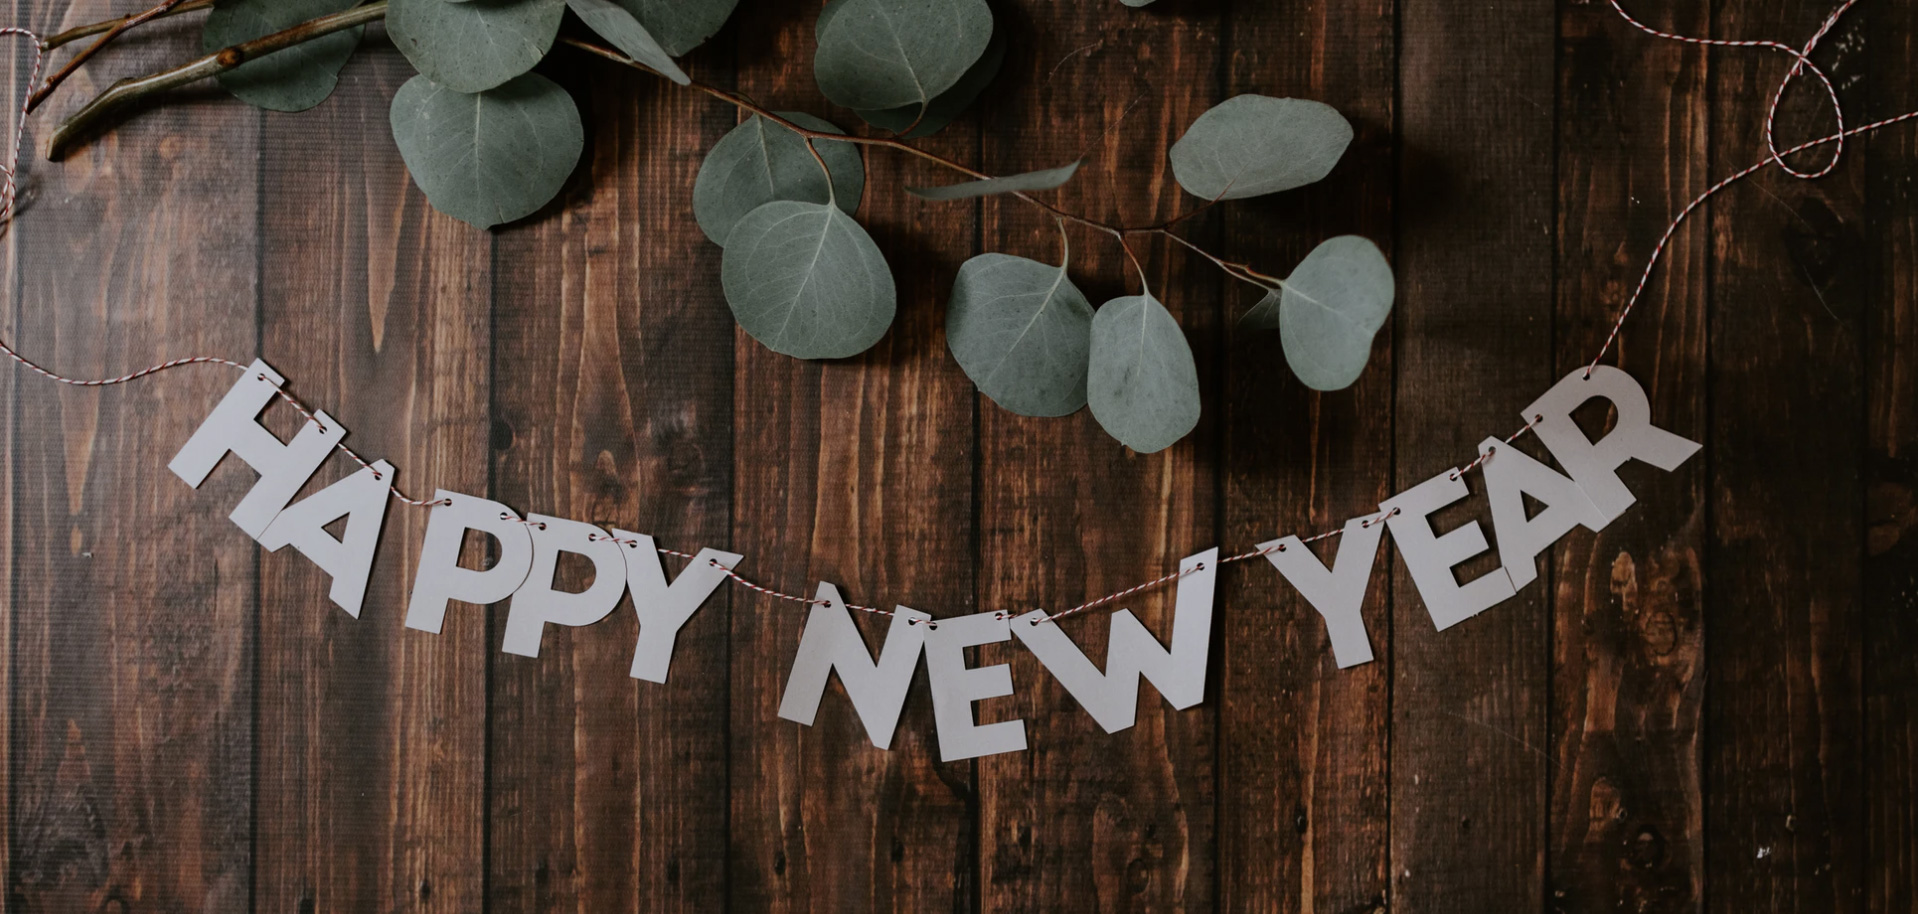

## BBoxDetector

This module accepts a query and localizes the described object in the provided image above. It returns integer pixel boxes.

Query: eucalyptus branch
[558,37,1264,288]
[39,0,212,51]
[31,0,204,112]
[45,1,385,159]
[40,3,1278,291]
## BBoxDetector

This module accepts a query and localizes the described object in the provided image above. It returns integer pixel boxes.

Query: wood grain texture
[1866,0,1918,906]
[252,42,493,914]
[1705,2,1866,910]
[722,1,977,910]
[484,41,737,914]
[9,4,256,912]
[1549,0,1709,911]
[1215,0,1395,910]
[1,1,1913,912]
[973,7,1220,911]
[1391,0,1555,909]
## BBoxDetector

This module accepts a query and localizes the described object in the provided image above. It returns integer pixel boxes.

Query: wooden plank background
[2,0,1914,911]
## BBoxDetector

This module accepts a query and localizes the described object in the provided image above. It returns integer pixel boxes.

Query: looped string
[0,1,1914,626]
[1585,0,1917,375]
[0,27,39,224]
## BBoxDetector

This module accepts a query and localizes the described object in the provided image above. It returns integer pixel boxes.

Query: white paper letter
[1383,469,1518,631]
[1478,437,1606,588]
[404,491,536,634]
[1011,548,1218,732]
[168,359,347,539]
[257,459,395,618]
[1259,517,1386,668]
[777,583,930,750]
[612,530,743,683]
[502,516,630,657]
[925,611,1027,761]
[1524,365,1702,524]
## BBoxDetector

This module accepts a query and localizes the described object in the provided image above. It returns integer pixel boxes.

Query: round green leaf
[1249,235,1394,391]
[387,0,565,93]
[721,200,895,359]
[813,0,993,112]
[693,113,864,247]
[1088,293,1201,453]
[566,0,688,84]
[203,0,363,112]
[616,0,739,55]
[846,23,1004,138]
[1169,94,1353,200]
[947,253,1093,417]
[389,72,584,229]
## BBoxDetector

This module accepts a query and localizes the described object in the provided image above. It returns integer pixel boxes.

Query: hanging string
[0,0,1912,625]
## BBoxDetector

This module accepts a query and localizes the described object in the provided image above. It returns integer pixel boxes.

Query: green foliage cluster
[197,0,1394,452]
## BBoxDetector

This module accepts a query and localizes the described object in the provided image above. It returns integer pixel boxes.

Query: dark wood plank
[1215,0,1395,909]
[1390,0,1555,907]
[1549,0,1710,910]
[1866,0,1918,904]
[724,1,977,909]
[1705,2,1867,910]
[9,3,256,910]
[252,44,494,914]
[974,6,1220,910]
[1,7,26,903]
[484,46,737,914]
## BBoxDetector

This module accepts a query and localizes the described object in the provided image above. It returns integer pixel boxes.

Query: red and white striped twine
[0,0,1912,625]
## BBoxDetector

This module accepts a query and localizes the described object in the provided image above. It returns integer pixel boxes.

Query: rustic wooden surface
[3,0,1915,911]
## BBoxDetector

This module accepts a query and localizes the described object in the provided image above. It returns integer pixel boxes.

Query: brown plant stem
[39,0,213,51]
[40,3,1277,293]
[558,37,1271,289]
[45,1,385,159]
[31,0,203,112]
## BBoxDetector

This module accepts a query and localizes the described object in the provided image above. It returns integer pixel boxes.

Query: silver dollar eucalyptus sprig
[35,0,1394,452]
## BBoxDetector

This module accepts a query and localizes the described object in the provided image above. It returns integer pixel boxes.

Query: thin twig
[31,0,197,112]
[45,1,384,159]
[39,0,212,51]
[38,9,1278,289]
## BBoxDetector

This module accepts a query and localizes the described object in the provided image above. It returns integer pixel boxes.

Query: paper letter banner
[616,531,743,683]
[1011,548,1219,733]
[1478,437,1605,588]
[502,515,631,657]
[1383,469,1518,631]
[1525,366,1702,524]
[1258,517,1387,668]
[151,354,1703,759]
[404,491,537,634]
[169,359,347,539]
[257,459,395,618]
[777,584,931,750]
[925,611,1027,762]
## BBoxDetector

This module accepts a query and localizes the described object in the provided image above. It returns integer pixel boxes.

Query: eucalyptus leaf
[1249,235,1394,391]
[947,253,1093,417]
[387,0,565,93]
[616,0,740,56]
[907,160,1081,201]
[721,200,896,359]
[848,23,1005,137]
[202,0,363,112]
[1169,94,1353,200]
[814,0,993,112]
[389,72,584,229]
[1087,293,1201,453]
[693,112,864,246]
[567,0,688,84]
